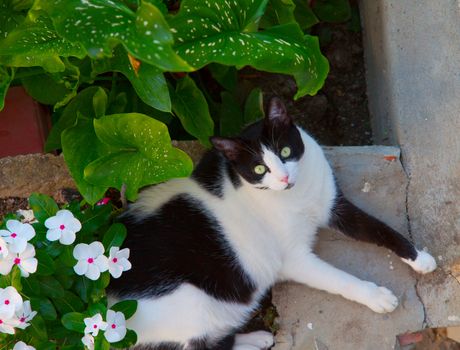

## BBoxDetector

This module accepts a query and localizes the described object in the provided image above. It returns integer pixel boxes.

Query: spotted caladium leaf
[0,16,85,73]
[84,113,193,201]
[92,46,171,112]
[169,0,328,98]
[35,0,192,72]
[261,0,318,30]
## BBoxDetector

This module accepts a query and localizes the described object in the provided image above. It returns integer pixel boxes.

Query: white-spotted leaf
[35,0,192,72]
[84,113,193,201]
[169,0,329,98]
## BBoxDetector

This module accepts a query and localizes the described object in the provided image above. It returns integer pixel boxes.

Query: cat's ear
[267,97,292,125]
[210,136,243,161]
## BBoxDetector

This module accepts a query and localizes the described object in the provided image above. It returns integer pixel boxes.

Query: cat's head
[211,97,305,191]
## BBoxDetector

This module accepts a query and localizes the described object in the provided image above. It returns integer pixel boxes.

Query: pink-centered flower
[0,286,22,319]
[15,300,36,330]
[81,333,95,350]
[0,220,35,254]
[0,316,19,335]
[83,313,107,336]
[73,242,108,280]
[108,247,131,279]
[0,237,8,259]
[45,209,82,245]
[104,309,127,343]
[12,341,36,350]
[0,243,38,277]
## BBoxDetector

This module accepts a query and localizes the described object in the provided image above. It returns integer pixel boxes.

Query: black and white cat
[109,97,437,350]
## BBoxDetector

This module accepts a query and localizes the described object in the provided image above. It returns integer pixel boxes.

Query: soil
[240,22,372,146]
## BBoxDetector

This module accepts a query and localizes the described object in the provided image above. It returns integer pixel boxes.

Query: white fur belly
[126,283,260,345]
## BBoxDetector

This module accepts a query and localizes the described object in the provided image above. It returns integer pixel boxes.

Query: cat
[108,97,437,350]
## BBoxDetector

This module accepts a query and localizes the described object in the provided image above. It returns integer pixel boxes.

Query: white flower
[0,286,22,319]
[16,210,37,224]
[104,309,127,343]
[0,237,8,259]
[81,333,95,350]
[15,300,36,329]
[83,313,107,336]
[0,220,35,254]
[12,341,35,350]
[0,316,19,334]
[73,242,108,280]
[45,209,82,245]
[0,244,38,277]
[108,247,132,279]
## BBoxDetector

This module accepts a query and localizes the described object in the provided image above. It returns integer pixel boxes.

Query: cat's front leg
[280,249,398,313]
[329,194,437,274]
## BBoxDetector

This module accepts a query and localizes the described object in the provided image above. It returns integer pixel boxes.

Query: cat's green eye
[281,146,291,158]
[254,165,266,175]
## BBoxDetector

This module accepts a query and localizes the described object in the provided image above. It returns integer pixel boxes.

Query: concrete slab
[360,0,460,327]
[272,146,425,350]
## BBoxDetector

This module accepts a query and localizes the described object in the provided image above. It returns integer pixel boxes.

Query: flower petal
[119,259,132,271]
[85,264,101,281]
[44,216,60,229]
[46,228,61,242]
[21,244,35,259]
[73,244,91,260]
[0,257,14,276]
[8,238,27,254]
[60,231,76,245]
[88,241,104,257]
[56,209,74,220]
[108,264,123,279]
[104,325,126,343]
[74,260,88,276]
[21,257,38,275]
[95,255,109,272]
[117,248,130,259]
[19,223,35,241]
[6,220,21,233]
[68,218,82,232]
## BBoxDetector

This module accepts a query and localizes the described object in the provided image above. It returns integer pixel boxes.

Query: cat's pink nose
[280,176,289,184]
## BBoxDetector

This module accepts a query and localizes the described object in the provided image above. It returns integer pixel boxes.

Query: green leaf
[30,297,57,320]
[79,203,113,236]
[54,264,74,289]
[244,88,264,125]
[61,117,108,205]
[110,329,137,349]
[29,314,48,340]
[93,87,108,119]
[0,0,26,40]
[29,193,58,224]
[102,223,127,252]
[61,312,85,333]
[293,0,319,29]
[94,271,110,290]
[84,113,193,201]
[36,249,56,276]
[0,265,22,290]
[35,341,57,350]
[92,46,171,112]
[54,291,85,314]
[36,0,191,71]
[22,275,41,296]
[171,76,214,146]
[45,241,64,258]
[312,0,351,23]
[0,16,85,72]
[46,86,104,151]
[208,64,237,92]
[95,336,111,350]
[39,275,65,299]
[74,276,90,303]
[219,91,244,137]
[0,66,14,111]
[261,0,319,30]
[58,245,76,268]
[88,302,107,316]
[110,300,137,320]
[170,0,329,98]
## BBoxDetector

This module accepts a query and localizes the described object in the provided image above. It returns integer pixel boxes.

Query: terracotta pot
[0,86,51,157]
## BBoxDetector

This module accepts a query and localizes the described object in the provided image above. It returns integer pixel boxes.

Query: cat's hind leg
[281,248,398,313]
[329,194,437,274]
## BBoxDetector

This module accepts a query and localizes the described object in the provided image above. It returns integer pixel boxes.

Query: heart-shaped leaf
[0,66,13,111]
[84,113,193,201]
[169,0,328,98]
[92,46,171,112]
[171,75,214,146]
[35,0,191,72]
[62,117,109,205]
[261,0,319,30]
[29,193,59,224]
[0,16,85,73]
[0,0,26,40]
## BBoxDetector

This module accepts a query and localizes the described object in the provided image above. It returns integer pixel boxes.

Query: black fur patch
[109,194,256,303]
[192,150,241,198]
[329,193,418,260]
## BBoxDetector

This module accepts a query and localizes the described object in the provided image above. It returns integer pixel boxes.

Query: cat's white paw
[235,331,274,349]
[233,345,260,350]
[361,284,398,313]
[402,250,437,274]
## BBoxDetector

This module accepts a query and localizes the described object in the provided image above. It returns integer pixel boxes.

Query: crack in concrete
[398,151,427,327]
